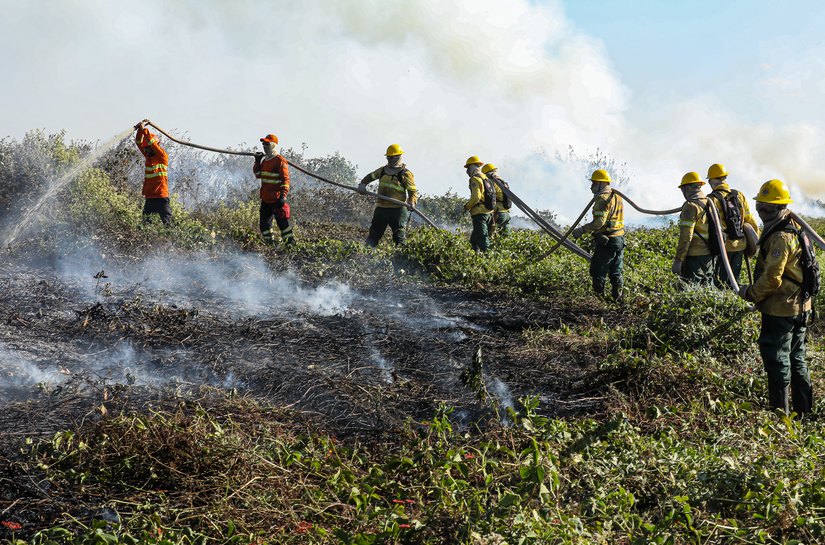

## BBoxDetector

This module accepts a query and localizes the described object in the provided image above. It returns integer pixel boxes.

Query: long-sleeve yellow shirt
[464,174,493,216]
[581,190,625,237]
[361,165,417,209]
[676,198,713,261]
[748,214,813,317]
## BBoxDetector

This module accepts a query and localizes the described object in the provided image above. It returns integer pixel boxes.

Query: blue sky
[563,0,825,126]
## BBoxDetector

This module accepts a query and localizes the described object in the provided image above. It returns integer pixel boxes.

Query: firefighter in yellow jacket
[706,163,759,285]
[739,180,814,415]
[463,156,494,252]
[481,163,512,237]
[572,169,625,300]
[673,172,716,284]
[358,144,418,246]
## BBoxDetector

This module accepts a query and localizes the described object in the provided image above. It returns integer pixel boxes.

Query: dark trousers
[366,206,409,247]
[492,211,511,237]
[759,312,813,415]
[589,235,625,299]
[260,201,293,244]
[715,250,744,288]
[142,198,172,226]
[470,213,493,252]
[681,254,716,285]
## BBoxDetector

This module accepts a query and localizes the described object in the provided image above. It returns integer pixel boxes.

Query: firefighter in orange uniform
[134,121,172,225]
[254,134,294,245]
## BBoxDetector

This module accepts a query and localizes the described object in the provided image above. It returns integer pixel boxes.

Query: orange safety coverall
[253,155,291,203]
[135,127,169,199]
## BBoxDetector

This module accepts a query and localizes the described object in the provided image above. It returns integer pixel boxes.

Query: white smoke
[1,0,822,221]
[52,246,354,317]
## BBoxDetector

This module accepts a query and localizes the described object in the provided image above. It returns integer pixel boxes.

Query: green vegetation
[2,131,825,544]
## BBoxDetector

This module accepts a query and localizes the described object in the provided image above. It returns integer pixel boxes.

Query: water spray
[3,127,134,249]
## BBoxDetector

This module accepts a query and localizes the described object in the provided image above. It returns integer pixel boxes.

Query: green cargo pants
[758,312,813,415]
[366,206,409,247]
[681,254,716,285]
[470,213,493,252]
[715,250,744,288]
[589,235,625,300]
[493,211,511,237]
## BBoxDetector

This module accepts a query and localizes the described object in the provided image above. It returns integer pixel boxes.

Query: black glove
[254,152,264,163]
[275,196,286,208]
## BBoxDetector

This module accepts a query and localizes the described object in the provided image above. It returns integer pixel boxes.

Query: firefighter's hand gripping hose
[144,121,439,229]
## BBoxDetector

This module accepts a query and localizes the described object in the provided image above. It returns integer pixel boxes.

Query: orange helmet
[260,134,279,144]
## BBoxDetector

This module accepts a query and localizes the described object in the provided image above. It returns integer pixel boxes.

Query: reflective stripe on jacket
[254,155,290,204]
[676,198,712,260]
[751,215,813,317]
[136,127,169,199]
[582,190,624,237]
[362,166,417,209]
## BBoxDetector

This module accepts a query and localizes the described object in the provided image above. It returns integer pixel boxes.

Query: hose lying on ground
[145,121,439,229]
[490,178,592,262]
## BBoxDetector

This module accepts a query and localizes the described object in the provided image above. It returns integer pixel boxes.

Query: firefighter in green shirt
[358,144,418,247]
[572,169,625,300]
[463,156,494,252]
[739,179,815,415]
[673,172,716,284]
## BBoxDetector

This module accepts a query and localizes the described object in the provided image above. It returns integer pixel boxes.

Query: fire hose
[790,211,825,251]
[490,178,593,262]
[144,121,439,229]
[535,188,684,261]
[707,202,739,292]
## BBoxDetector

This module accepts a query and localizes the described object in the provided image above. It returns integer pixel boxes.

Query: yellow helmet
[385,144,404,157]
[707,163,728,179]
[590,169,611,183]
[481,163,497,174]
[755,179,793,204]
[679,172,704,187]
[464,155,483,168]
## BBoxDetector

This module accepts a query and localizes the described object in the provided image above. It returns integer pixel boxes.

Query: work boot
[791,378,814,415]
[610,281,624,303]
[768,381,790,415]
[592,278,606,298]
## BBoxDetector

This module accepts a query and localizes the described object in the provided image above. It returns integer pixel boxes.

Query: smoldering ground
[0,242,617,438]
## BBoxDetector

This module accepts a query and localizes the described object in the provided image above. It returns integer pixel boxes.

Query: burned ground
[0,249,620,440]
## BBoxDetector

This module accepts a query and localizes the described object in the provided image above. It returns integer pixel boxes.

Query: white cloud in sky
[0,0,822,223]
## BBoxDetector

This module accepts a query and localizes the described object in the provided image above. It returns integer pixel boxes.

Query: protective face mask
[387,155,402,167]
[683,186,704,200]
[262,142,276,158]
[757,206,781,224]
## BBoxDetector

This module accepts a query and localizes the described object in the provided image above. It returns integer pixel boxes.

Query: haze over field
[3,0,824,221]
